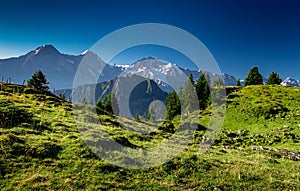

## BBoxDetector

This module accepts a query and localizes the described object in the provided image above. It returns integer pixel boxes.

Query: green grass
[223,85,300,133]
[0,82,299,190]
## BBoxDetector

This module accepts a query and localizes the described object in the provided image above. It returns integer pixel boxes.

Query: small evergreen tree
[179,74,198,115]
[96,93,119,116]
[236,78,241,86]
[81,98,87,105]
[267,71,282,85]
[165,91,181,120]
[244,66,263,86]
[144,111,151,121]
[59,93,65,99]
[135,113,141,122]
[96,94,111,114]
[195,73,211,110]
[188,73,195,85]
[103,94,112,112]
[27,70,49,91]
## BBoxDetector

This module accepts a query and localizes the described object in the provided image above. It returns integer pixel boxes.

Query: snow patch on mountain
[221,73,237,86]
[281,77,300,87]
[81,50,89,55]
[114,57,187,92]
[66,59,74,64]
[34,45,46,54]
[34,49,41,55]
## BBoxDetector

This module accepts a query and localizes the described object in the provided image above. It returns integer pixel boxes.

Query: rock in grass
[252,146,263,150]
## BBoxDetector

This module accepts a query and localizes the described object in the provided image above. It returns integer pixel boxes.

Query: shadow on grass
[0,101,34,128]
[29,142,62,159]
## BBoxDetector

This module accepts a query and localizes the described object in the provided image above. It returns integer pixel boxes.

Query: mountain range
[0,45,238,90]
[0,45,299,92]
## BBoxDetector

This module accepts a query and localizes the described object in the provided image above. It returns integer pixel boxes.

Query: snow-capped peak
[34,45,46,54]
[113,64,130,68]
[281,77,300,87]
[33,44,60,56]
[81,50,89,55]
[34,48,41,55]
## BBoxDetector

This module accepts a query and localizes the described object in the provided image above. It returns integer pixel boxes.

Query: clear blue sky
[1,0,300,79]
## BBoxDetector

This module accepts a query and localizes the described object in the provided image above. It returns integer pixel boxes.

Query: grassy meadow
[0,82,299,190]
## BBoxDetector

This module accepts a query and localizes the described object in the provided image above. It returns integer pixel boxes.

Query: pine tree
[211,77,226,105]
[236,78,241,86]
[144,110,151,121]
[27,70,49,91]
[188,73,194,85]
[267,71,282,85]
[135,113,141,122]
[195,73,211,110]
[81,98,87,105]
[96,94,111,114]
[244,66,263,86]
[165,91,181,120]
[59,93,65,99]
[103,94,112,112]
[96,93,119,116]
[179,74,198,116]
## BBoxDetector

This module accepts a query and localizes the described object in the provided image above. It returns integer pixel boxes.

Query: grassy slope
[222,85,300,151]
[0,83,299,190]
[224,85,300,132]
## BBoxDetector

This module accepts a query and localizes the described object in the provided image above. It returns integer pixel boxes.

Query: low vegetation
[0,82,299,190]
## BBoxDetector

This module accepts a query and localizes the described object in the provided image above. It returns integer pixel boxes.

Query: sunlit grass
[0,82,299,190]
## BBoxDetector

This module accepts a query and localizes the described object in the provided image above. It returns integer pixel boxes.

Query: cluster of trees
[237,66,282,86]
[165,66,283,121]
[165,73,213,120]
[96,93,119,115]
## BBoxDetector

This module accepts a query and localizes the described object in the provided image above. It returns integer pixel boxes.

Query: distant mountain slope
[0,45,81,89]
[0,45,240,90]
[61,74,168,117]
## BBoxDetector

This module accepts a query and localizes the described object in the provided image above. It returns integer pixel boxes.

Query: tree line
[25,67,283,122]
[165,66,283,121]
[165,72,213,120]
